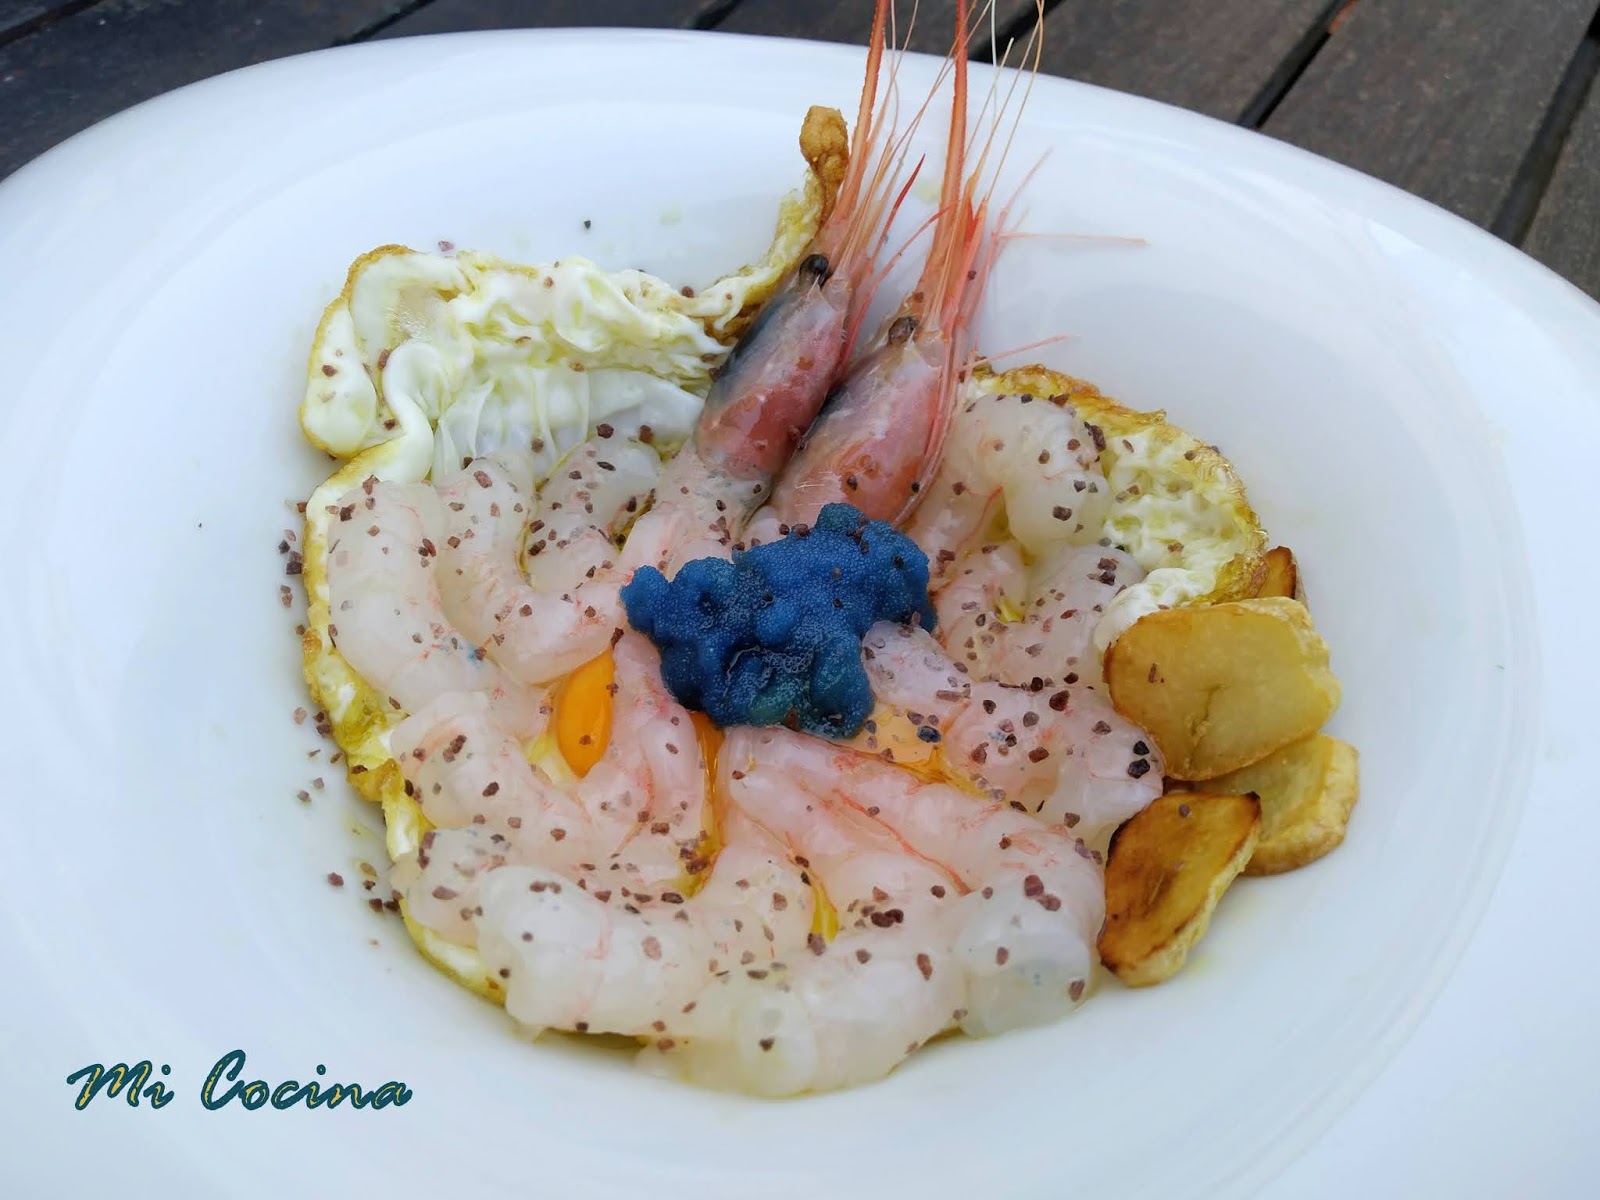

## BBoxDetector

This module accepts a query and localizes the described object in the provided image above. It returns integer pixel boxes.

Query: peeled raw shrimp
[932,538,1027,658]
[653,725,1101,1094]
[386,693,601,947]
[906,390,1143,690]
[323,477,546,737]
[852,621,1161,845]
[935,541,1141,690]
[392,632,720,963]
[817,732,1105,1038]
[473,808,813,1039]
[519,438,661,595]
[651,727,965,1095]
[618,0,946,577]
[391,692,598,850]
[906,390,1114,563]
[652,921,964,1096]
[1003,542,1142,689]
[573,631,718,890]
[391,825,510,947]
[692,0,922,494]
[613,448,751,577]
[430,438,658,685]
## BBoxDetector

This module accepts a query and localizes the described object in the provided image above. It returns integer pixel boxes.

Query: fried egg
[292,103,1267,1015]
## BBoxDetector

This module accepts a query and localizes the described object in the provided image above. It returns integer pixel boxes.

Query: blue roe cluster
[621,503,937,739]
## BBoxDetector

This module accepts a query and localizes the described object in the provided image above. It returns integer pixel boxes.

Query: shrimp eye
[799,253,832,285]
[887,315,919,344]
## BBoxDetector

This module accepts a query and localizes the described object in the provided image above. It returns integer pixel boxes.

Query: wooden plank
[1523,77,1600,300]
[1,2,86,44]
[0,0,414,180]
[1035,0,1336,123]
[1263,0,1596,228]
[376,0,712,39]
[714,0,1042,60]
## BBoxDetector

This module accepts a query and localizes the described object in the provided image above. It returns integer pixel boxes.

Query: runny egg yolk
[687,712,728,902]
[555,651,615,777]
[810,872,841,940]
[689,710,725,858]
[690,709,723,780]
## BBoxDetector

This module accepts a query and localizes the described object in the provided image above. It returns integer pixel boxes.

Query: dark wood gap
[975,0,1060,66]
[1491,2,1600,244]
[344,0,439,44]
[692,0,744,31]
[1235,0,1349,127]
[0,0,104,52]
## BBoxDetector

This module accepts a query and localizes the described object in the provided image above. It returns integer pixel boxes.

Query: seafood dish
[288,0,1357,1097]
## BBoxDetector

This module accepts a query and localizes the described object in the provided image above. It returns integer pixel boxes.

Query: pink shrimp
[762,0,1042,531]
[690,0,921,494]
[850,621,1162,846]
[906,389,1143,691]
[390,692,599,852]
[389,631,723,947]
[652,724,1101,1095]
[473,807,814,1039]
[428,442,658,686]
[323,477,547,737]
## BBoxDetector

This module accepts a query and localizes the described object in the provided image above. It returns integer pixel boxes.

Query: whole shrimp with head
[620,0,942,579]
[754,0,1044,538]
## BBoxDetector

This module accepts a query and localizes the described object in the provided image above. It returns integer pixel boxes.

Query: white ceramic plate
[1,28,1593,1200]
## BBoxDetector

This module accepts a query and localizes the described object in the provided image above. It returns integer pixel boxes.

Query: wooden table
[4,0,1598,299]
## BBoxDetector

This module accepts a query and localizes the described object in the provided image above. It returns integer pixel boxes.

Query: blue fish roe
[621,503,937,738]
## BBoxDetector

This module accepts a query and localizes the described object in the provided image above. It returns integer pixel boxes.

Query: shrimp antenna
[924,0,1041,339]
[829,0,898,271]
[1002,231,1150,247]
[965,0,1045,209]
[844,0,1004,356]
[881,0,918,132]
[837,0,952,275]
[844,0,986,352]
[970,332,1077,367]
[844,183,956,356]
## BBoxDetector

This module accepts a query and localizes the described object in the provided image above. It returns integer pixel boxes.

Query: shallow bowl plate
[0,28,1592,1199]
